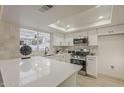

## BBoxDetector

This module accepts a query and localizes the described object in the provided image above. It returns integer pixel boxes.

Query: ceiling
[49,5,112,32]
[2,5,94,32]
[1,5,124,33]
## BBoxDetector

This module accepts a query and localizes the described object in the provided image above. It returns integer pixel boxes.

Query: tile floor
[0,73,124,87]
[77,74,124,87]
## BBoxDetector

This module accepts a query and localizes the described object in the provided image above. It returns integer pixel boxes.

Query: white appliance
[86,55,97,78]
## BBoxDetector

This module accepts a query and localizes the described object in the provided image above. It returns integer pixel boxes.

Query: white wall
[98,34,124,80]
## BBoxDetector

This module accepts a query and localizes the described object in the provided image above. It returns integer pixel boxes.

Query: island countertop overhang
[0,56,82,87]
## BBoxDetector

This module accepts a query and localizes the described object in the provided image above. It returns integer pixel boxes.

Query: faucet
[45,47,49,55]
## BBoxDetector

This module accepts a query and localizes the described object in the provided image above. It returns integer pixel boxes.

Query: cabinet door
[73,31,88,38]
[56,55,65,62]
[53,35,59,46]
[61,42,69,46]
[53,42,60,46]
[112,25,124,34]
[65,34,74,46]
[53,33,64,46]
[97,25,124,36]
[73,32,81,39]
[67,38,73,46]
[64,54,71,63]
[80,31,88,38]
[86,57,97,77]
[88,30,98,46]
[97,27,113,36]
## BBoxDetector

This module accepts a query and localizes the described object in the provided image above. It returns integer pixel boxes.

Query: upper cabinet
[53,33,64,46]
[97,25,124,36]
[88,30,98,46]
[53,31,98,47]
[97,26,114,36]
[65,34,74,46]
[53,33,73,46]
[53,24,124,47]
[113,25,124,34]
[72,30,98,46]
[73,31,88,39]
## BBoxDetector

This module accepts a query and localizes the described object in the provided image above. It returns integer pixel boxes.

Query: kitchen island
[0,56,82,87]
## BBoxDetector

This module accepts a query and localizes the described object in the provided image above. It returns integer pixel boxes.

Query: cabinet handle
[87,59,95,61]
[108,30,114,33]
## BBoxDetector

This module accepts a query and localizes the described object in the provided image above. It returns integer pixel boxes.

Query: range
[68,49,90,75]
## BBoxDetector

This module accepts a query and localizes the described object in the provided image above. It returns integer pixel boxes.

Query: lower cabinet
[46,53,71,63]
[64,53,71,63]
[86,56,97,78]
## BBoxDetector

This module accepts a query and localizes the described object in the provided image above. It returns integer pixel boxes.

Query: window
[20,28,50,55]
[38,32,50,51]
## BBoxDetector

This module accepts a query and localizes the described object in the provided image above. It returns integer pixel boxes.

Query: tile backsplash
[53,45,98,55]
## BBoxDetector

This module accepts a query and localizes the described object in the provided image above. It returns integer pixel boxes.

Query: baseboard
[98,73,124,82]
[86,74,97,79]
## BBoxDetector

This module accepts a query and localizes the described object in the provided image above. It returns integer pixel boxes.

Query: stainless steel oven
[70,58,86,71]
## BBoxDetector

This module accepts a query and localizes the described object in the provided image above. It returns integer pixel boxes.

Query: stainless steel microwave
[73,38,88,44]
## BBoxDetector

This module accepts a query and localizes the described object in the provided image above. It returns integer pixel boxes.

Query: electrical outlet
[110,65,114,69]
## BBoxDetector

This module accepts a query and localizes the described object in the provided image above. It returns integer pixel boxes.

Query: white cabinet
[97,25,124,36]
[86,56,97,78]
[80,31,88,38]
[97,27,114,36]
[53,33,74,46]
[53,24,124,46]
[61,41,72,46]
[64,31,88,46]
[56,53,71,63]
[73,32,81,39]
[72,31,97,46]
[73,31,88,39]
[112,25,124,34]
[55,54,65,62]
[46,54,64,61]
[65,34,74,46]
[88,30,98,46]
[64,53,71,63]
[53,33,64,46]
[46,53,71,63]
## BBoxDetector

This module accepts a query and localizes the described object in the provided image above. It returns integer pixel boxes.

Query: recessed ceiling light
[98,16,104,19]
[96,5,101,8]
[66,25,70,28]
[35,64,38,67]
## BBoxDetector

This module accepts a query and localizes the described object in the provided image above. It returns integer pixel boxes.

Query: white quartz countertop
[0,56,81,87]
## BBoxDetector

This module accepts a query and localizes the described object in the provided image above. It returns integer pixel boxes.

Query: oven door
[73,39,80,44]
[70,59,83,65]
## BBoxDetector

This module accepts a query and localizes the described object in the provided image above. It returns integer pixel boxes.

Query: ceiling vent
[38,5,54,13]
